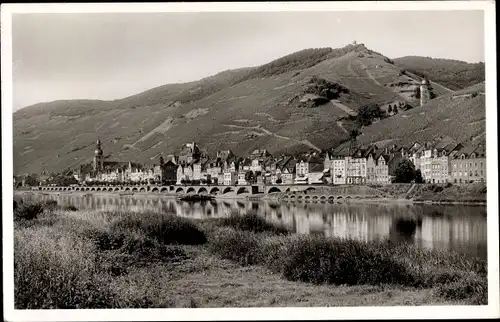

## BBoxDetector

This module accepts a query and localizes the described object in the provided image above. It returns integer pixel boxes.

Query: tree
[393,104,398,114]
[393,159,417,183]
[245,171,255,183]
[415,169,424,183]
[388,105,393,114]
[276,178,282,184]
[356,103,385,126]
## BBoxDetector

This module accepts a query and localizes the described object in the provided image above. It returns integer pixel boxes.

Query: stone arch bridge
[34,184,361,197]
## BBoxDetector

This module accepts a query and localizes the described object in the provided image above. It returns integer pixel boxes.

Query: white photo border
[2,1,498,321]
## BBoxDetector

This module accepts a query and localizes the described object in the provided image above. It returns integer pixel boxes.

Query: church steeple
[93,139,104,171]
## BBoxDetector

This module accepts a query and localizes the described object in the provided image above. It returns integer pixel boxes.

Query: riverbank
[18,182,487,205]
[13,200,487,308]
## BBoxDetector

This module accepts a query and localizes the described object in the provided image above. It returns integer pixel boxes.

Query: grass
[13,202,487,308]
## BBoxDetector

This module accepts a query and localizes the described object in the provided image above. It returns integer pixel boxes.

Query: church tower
[420,78,431,106]
[93,139,104,172]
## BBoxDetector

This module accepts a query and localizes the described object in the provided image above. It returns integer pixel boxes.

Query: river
[19,192,487,260]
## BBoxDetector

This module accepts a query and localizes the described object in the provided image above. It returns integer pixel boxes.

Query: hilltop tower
[420,78,431,106]
[93,139,104,172]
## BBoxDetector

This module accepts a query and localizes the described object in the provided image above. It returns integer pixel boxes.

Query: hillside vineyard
[14,43,485,179]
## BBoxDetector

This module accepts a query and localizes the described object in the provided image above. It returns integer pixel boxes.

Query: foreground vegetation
[13,200,487,308]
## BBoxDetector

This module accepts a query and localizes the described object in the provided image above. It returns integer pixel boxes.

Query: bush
[208,228,261,265]
[445,182,453,188]
[43,200,58,211]
[433,186,444,193]
[63,205,78,211]
[15,202,44,221]
[435,276,487,305]
[282,236,414,286]
[220,212,289,235]
[14,228,115,309]
[110,212,207,245]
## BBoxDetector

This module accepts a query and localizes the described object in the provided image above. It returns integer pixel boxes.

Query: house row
[325,144,401,185]
[403,136,486,183]
[76,138,486,186]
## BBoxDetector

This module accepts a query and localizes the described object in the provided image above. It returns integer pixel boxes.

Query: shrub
[208,228,261,265]
[220,212,289,235]
[433,186,444,193]
[110,212,207,245]
[445,182,453,188]
[63,205,78,211]
[282,236,414,286]
[14,228,114,309]
[435,276,487,305]
[43,200,59,211]
[15,202,44,221]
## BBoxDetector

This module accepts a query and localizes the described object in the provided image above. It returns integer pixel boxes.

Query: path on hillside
[430,81,454,93]
[357,59,415,104]
[330,100,357,116]
[224,124,321,151]
[336,121,349,134]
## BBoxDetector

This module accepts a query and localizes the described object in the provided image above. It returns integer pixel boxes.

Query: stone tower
[93,139,104,172]
[420,78,431,106]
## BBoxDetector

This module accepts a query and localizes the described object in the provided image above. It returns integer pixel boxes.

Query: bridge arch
[210,187,220,195]
[124,187,130,192]
[305,195,311,199]
[237,187,249,195]
[346,195,352,199]
[114,187,120,192]
[151,187,159,193]
[306,187,316,192]
[107,187,113,192]
[198,187,208,195]
[337,195,343,199]
[75,187,80,191]
[160,187,168,193]
[297,195,303,199]
[186,187,196,194]
[176,187,184,193]
[268,187,282,194]
[132,187,138,192]
[222,187,234,195]
[312,195,318,200]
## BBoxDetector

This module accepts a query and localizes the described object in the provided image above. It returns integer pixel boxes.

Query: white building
[223,171,237,186]
[332,158,346,185]
[345,156,366,184]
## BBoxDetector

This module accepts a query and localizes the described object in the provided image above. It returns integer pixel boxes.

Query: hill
[393,56,485,91]
[13,43,484,175]
[333,82,486,154]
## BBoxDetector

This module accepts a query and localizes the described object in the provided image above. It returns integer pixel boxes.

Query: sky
[11,10,485,111]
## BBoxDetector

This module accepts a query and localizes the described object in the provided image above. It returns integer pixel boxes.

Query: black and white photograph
[2,1,499,321]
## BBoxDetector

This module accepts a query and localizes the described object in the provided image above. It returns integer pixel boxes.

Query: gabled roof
[309,162,325,172]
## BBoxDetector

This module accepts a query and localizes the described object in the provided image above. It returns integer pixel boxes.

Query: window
[481,170,483,176]
[475,162,477,168]
[469,163,472,168]
[480,161,484,168]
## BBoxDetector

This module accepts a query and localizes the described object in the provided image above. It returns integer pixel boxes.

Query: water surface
[20,192,487,260]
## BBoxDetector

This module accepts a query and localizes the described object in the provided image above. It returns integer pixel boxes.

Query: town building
[450,143,486,183]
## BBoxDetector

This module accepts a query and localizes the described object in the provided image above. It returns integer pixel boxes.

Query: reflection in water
[21,193,487,260]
